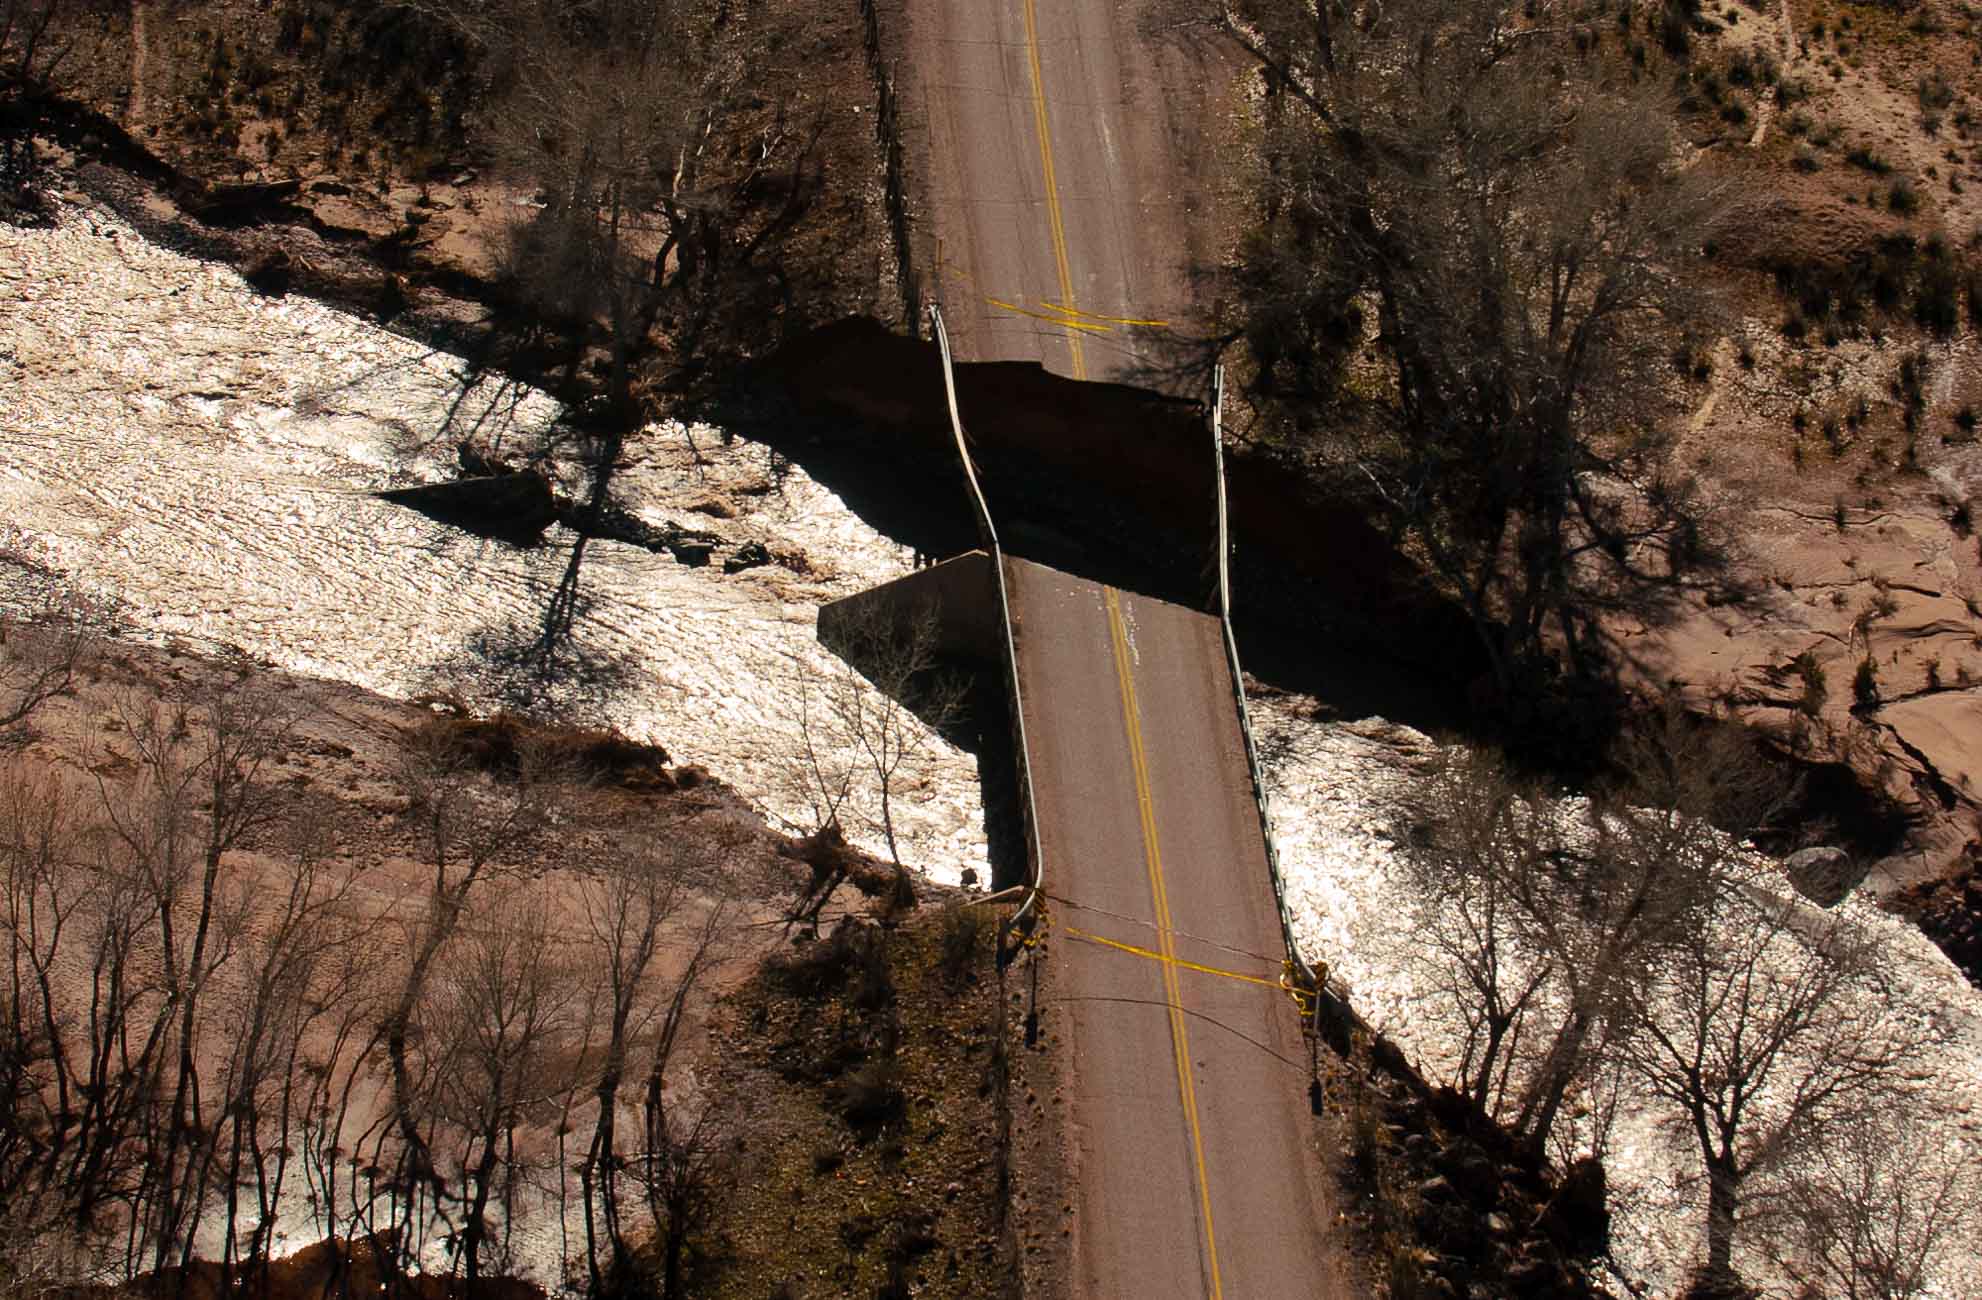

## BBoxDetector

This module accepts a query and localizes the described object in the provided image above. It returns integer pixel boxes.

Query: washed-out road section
[902,0,1345,1290]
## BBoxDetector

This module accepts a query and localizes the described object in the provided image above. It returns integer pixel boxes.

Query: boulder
[1784,845,1860,906]
[243,248,292,296]
[1437,1137,1502,1207]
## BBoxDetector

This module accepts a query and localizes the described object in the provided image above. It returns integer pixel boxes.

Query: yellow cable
[1063,925,1284,992]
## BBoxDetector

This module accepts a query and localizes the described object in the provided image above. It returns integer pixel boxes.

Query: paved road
[911,0,1211,381]
[1005,558,1344,1297]
[906,0,1345,1289]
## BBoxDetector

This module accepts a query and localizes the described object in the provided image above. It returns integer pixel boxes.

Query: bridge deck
[1005,556,1341,1297]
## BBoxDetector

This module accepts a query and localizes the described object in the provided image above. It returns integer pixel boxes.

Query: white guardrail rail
[1210,366,1322,1005]
[929,305,1046,942]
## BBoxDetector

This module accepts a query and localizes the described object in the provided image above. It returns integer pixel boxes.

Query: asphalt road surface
[908,0,1346,1288]
[912,0,1213,381]
[1005,558,1345,1297]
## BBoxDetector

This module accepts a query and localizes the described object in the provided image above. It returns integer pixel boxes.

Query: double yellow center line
[1103,586,1223,1299]
[1021,0,1088,380]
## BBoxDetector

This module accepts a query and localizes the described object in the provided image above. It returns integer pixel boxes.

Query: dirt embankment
[18,0,911,415]
[0,620,1028,1297]
[1612,0,1982,920]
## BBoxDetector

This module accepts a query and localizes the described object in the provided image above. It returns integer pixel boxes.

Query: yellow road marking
[986,297,1116,334]
[1039,300,1172,329]
[1064,924,1285,992]
[1104,586,1223,1300]
[1021,0,1087,380]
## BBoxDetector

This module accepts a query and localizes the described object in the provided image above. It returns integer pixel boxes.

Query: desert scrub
[1794,652,1829,718]
[1853,655,1880,710]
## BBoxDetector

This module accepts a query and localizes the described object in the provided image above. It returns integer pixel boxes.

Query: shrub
[1845,144,1893,174]
[415,709,670,784]
[835,1059,906,1135]
[769,918,892,1006]
[1888,178,1920,215]
[1793,652,1829,717]
[1920,70,1956,111]
[1853,656,1880,710]
[936,905,992,989]
[1916,253,1960,333]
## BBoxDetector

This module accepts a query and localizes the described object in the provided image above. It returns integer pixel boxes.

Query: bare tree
[428,884,577,1288]
[1402,716,1771,1159]
[1399,750,1560,1119]
[1771,1109,1980,1300]
[370,727,557,1276]
[210,805,373,1287]
[0,0,92,87]
[1164,0,1727,700]
[791,598,967,915]
[1511,714,1785,1158]
[0,766,164,1246]
[0,1184,110,1300]
[1,0,115,196]
[572,832,701,1292]
[1618,878,1944,1294]
[85,678,303,1276]
[400,0,727,664]
[0,583,102,737]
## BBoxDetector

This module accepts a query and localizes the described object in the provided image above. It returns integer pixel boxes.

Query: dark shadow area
[1757,756,1912,862]
[965,670,1029,895]
[724,317,1484,734]
[375,474,558,545]
[418,594,645,723]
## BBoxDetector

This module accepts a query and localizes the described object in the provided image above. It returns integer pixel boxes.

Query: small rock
[723,540,772,574]
[685,491,737,519]
[670,539,714,567]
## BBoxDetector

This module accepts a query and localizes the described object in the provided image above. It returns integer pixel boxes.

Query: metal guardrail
[929,304,1045,938]
[1210,366,1320,999]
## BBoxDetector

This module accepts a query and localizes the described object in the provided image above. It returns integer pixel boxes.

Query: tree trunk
[1701,1154,1739,1287]
[1516,1004,1592,1152]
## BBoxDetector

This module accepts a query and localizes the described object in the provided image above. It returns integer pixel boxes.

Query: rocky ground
[1642,0,1982,905]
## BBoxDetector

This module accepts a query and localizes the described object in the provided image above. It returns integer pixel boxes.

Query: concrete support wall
[818,550,1001,663]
